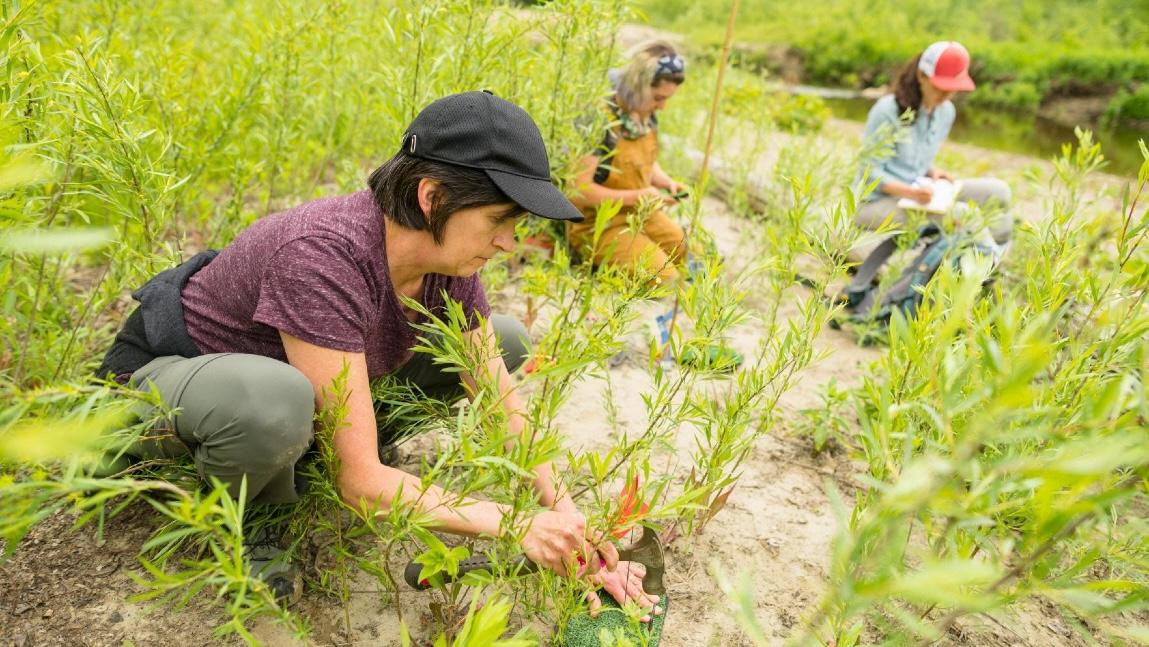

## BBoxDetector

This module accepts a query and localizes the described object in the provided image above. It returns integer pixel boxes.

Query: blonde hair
[614,40,685,112]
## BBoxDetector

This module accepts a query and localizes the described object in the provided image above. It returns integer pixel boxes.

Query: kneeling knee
[984,179,1012,209]
[222,364,315,470]
[491,314,532,373]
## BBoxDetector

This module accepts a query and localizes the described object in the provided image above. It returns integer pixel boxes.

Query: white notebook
[897,178,963,214]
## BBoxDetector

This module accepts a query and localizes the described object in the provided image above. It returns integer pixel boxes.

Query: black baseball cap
[402,91,584,223]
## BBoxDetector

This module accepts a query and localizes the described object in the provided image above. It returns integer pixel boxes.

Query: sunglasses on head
[655,54,685,78]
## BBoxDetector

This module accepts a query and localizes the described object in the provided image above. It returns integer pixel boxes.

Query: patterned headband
[655,54,685,78]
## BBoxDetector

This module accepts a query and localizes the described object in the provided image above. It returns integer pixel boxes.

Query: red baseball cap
[918,41,976,92]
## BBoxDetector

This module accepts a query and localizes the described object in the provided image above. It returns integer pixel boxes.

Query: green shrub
[966,80,1043,113]
[767,93,830,132]
[1104,85,1149,124]
[720,73,829,133]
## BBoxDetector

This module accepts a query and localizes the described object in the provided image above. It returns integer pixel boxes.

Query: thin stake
[699,0,740,187]
[666,0,740,352]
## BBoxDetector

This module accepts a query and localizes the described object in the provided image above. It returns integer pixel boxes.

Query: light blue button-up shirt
[856,94,955,201]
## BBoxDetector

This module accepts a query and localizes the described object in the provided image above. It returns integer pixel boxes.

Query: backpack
[836,224,998,331]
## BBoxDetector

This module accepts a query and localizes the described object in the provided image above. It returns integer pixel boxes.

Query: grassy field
[2,2,1149,646]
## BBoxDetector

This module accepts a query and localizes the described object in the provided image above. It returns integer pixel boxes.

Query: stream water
[823,96,1147,178]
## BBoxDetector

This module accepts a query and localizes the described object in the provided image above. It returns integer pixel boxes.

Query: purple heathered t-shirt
[181,190,490,377]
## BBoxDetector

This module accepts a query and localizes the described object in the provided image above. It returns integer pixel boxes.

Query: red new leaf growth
[611,474,650,538]
[523,354,554,374]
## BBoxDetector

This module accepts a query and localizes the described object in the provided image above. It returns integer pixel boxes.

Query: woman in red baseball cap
[853,41,1013,254]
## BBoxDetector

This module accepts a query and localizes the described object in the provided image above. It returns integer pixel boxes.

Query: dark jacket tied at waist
[97,250,219,381]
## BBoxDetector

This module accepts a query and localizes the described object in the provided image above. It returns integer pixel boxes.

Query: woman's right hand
[635,186,679,207]
[520,510,599,577]
[908,185,934,204]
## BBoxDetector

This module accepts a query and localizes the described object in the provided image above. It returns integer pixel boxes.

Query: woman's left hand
[585,560,663,622]
[928,168,954,182]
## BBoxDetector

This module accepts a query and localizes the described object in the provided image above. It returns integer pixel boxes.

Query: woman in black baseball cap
[96,92,659,617]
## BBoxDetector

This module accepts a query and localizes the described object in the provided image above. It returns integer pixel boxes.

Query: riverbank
[637,0,1149,126]
[810,90,1148,178]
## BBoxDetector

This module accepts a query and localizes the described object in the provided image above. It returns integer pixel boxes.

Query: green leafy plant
[718,135,1149,646]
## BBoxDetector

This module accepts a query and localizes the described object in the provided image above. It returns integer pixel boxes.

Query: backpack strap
[841,235,898,308]
[860,231,957,321]
[593,127,618,184]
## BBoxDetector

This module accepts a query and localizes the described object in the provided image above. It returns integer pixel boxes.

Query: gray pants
[123,314,531,505]
[854,177,1014,245]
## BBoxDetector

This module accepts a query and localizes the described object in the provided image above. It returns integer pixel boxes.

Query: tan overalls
[568,127,687,284]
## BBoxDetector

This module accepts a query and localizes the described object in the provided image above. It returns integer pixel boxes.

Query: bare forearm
[881,179,916,199]
[650,163,674,190]
[531,459,576,511]
[457,323,576,519]
[504,405,571,511]
[569,154,654,210]
[340,466,509,537]
[502,398,572,512]
[570,181,648,209]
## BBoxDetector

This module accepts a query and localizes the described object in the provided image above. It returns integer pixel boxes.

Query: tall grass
[1,0,631,387]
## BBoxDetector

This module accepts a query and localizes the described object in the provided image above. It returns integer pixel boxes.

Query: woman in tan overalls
[569,40,688,285]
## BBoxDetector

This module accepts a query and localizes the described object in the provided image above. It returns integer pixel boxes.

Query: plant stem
[916,514,1092,646]
[15,133,77,385]
[77,45,152,237]
[51,263,111,381]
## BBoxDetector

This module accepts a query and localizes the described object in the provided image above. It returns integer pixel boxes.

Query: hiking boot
[677,343,744,372]
[378,440,401,466]
[244,526,302,606]
[608,348,629,368]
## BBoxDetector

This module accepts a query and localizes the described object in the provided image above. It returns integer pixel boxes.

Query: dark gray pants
[124,315,531,504]
[855,177,1014,244]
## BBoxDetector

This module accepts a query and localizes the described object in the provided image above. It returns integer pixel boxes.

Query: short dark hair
[367,152,521,245]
